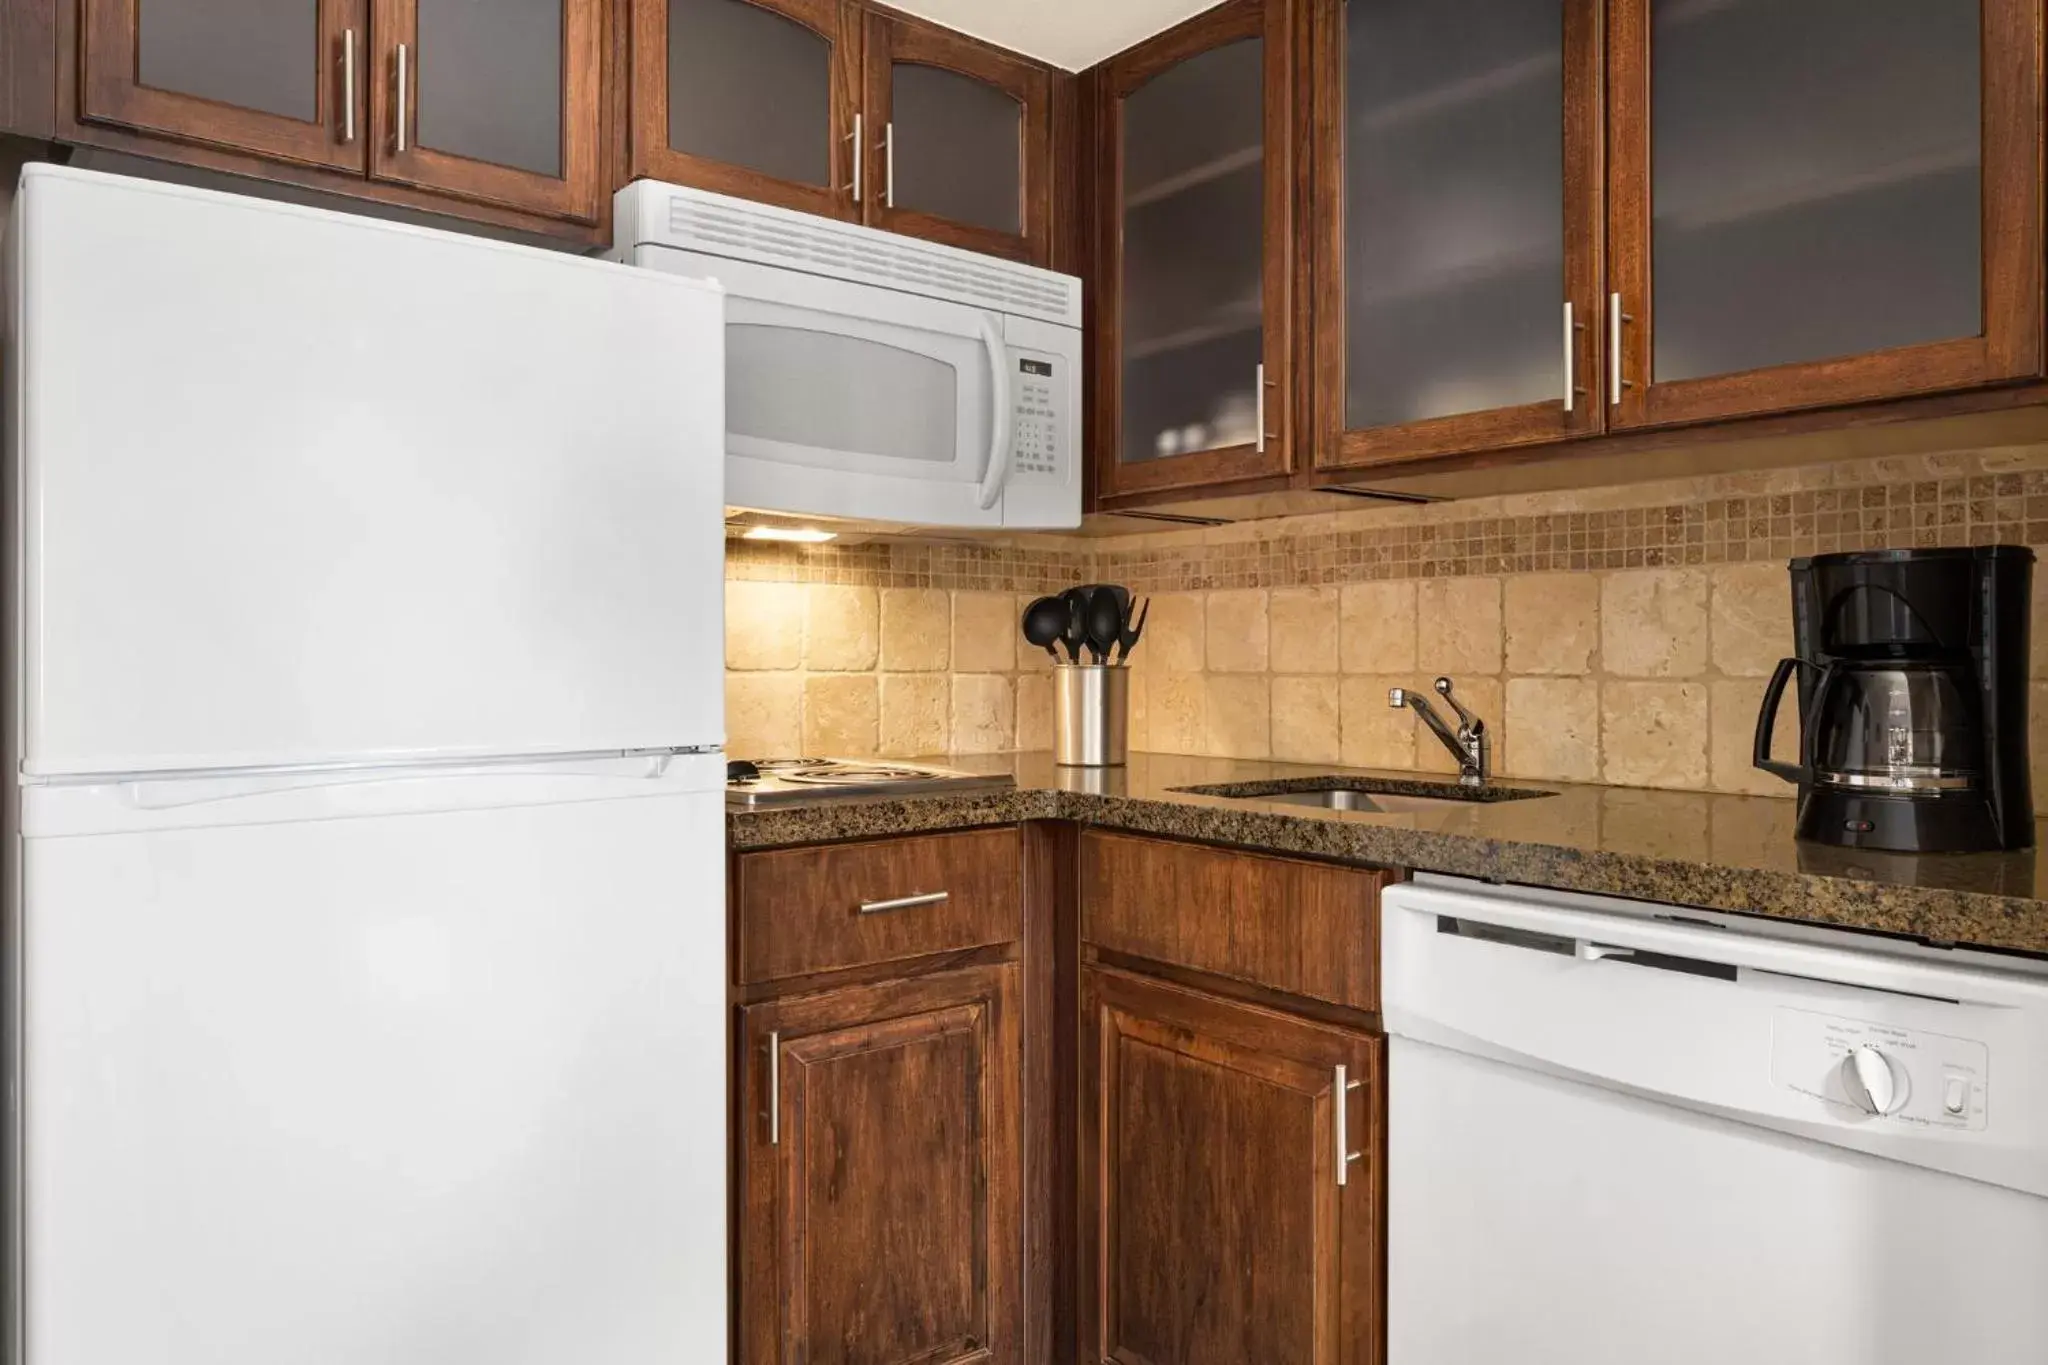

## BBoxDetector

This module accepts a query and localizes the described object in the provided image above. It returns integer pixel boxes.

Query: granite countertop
[727,752,2048,959]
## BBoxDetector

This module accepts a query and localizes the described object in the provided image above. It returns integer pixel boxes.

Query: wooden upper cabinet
[1309,0,1605,472]
[630,0,860,220]
[1080,967,1383,1365]
[1606,0,2044,429]
[861,11,1052,264]
[369,0,603,222]
[739,963,1023,1365]
[78,0,368,172]
[1095,0,1295,500]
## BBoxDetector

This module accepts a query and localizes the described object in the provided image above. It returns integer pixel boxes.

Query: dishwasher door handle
[1577,942,1637,962]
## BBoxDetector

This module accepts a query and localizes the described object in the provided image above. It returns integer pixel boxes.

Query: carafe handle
[1754,656,1816,784]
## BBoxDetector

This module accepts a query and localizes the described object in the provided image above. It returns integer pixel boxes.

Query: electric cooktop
[725,757,1017,808]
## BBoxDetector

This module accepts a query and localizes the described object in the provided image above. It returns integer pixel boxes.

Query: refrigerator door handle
[110,756,697,809]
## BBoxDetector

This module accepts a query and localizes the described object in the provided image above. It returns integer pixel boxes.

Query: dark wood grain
[1081,831,1387,1012]
[1308,0,1604,473]
[859,4,1053,265]
[0,0,54,138]
[735,827,1022,984]
[78,0,369,172]
[1079,966,1383,1365]
[740,963,1024,1365]
[1021,820,1077,1365]
[1091,0,1295,503]
[1606,0,2044,430]
[366,0,603,223]
[626,0,859,220]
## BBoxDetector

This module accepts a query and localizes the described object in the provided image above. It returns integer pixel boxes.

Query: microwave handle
[975,312,1013,511]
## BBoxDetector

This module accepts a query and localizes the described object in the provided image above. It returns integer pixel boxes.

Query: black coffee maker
[1754,546,2034,853]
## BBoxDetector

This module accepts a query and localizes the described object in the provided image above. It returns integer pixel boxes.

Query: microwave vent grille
[667,194,1076,325]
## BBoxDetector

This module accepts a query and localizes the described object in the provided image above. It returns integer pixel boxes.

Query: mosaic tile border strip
[726,466,2048,594]
[1098,473,2048,592]
[725,537,1092,592]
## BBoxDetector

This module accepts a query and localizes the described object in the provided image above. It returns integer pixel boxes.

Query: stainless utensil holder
[1054,664,1130,767]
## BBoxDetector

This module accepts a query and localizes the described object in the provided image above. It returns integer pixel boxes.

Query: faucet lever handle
[1433,676,1481,733]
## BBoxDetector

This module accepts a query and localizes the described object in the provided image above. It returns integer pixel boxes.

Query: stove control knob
[1841,1045,1906,1116]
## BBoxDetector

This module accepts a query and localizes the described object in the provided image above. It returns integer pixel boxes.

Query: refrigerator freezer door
[11,166,725,778]
[14,770,726,1364]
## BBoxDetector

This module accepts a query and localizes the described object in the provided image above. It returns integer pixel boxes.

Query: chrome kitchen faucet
[1389,677,1489,785]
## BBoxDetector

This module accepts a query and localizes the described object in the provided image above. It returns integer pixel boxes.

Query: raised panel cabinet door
[1309,0,1604,472]
[367,0,602,222]
[1080,968,1383,1365]
[78,0,368,171]
[1607,0,2044,429]
[861,11,1052,265]
[630,0,858,221]
[739,963,1024,1365]
[1095,0,1294,500]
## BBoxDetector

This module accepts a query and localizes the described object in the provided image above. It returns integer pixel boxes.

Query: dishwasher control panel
[1772,1007,1987,1130]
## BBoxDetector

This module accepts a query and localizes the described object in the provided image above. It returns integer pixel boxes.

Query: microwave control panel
[1012,354,1063,479]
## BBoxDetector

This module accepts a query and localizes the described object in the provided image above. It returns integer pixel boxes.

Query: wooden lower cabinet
[1079,966,1384,1365]
[739,961,1024,1365]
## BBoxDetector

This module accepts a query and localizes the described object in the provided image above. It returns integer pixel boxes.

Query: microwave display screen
[1020,359,1053,377]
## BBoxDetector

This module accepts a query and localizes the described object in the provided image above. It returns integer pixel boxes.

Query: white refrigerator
[3,167,729,1362]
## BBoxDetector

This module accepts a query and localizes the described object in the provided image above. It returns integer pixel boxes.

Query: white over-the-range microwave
[612,180,1082,530]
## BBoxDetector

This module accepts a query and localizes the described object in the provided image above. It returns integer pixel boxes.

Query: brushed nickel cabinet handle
[1608,291,1634,407]
[858,890,949,915]
[396,43,409,153]
[767,1030,780,1145]
[847,113,862,203]
[342,30,356,144]
[884,121,895,207]
[1255,362,1267,454]
[1334,1064,1363,1187]
[1562,300,1575,412]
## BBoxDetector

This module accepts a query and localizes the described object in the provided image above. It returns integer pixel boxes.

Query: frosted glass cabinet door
[370,0,603,223]
[631,0,859,222]
[1607,0,2044,428]
[1099,0,1294,499]
[862,12,1053,265]
[79,0,368,172]
[1310,0,1603,472]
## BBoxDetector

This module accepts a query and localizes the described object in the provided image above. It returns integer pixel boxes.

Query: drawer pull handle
[858,890,949,915]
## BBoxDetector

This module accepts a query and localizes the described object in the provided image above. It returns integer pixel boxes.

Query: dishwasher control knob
[1841,1045,1906,1116]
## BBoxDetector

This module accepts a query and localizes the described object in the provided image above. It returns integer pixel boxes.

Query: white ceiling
[884,0,1223,71]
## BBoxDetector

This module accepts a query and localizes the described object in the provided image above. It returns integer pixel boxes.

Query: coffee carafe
[1754,546,2034,853]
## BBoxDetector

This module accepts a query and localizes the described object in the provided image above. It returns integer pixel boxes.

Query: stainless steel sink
[1172,779,1557,812]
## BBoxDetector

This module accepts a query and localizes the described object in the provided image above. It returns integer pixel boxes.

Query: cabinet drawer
[1081,831,1388,1011]
[735,828,1022,984]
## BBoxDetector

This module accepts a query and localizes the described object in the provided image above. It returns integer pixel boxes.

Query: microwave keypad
[1014,359,1058,477]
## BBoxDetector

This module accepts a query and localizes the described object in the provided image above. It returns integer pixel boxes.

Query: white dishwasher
[1382,874,2048,1365]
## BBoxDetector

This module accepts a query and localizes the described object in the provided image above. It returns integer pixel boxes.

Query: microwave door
[683,252,1012,527]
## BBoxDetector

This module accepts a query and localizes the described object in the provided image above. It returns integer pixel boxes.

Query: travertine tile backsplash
[724,444,2048,798]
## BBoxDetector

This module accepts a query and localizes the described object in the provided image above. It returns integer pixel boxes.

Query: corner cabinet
[1076,832,1391,1364]
[1080,968,1383,1365]
[630,0,1057,263]
[1093,0,1296,501]
[1307,0,1605,472]
[1605,0,2044,429]
[75,0,605,224]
